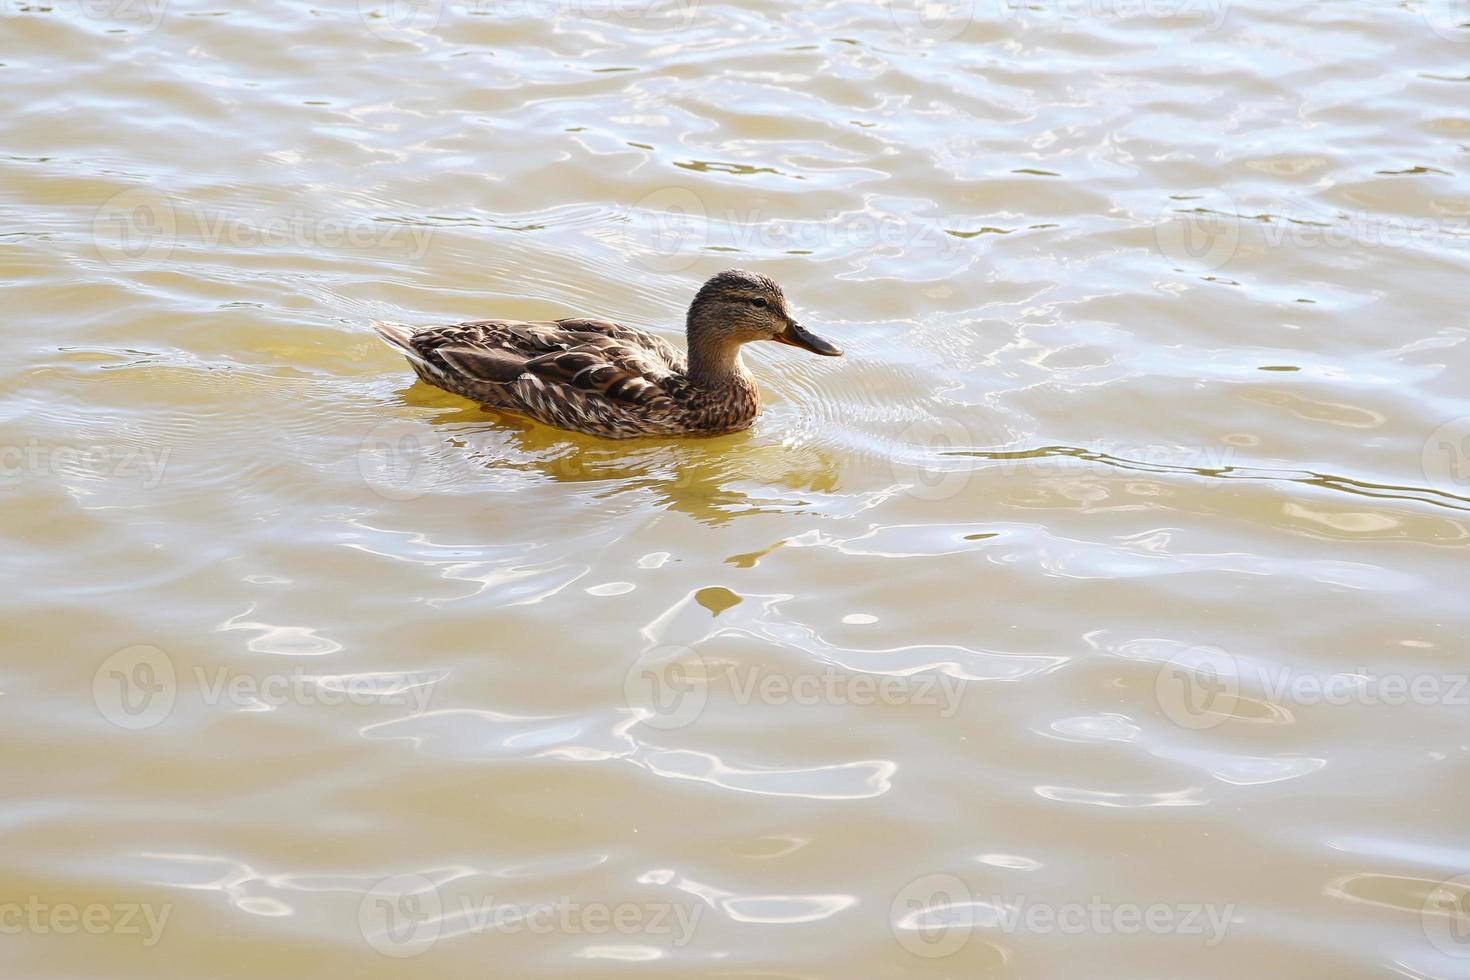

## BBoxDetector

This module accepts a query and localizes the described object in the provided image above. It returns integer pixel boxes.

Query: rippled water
[4,0,1470,976]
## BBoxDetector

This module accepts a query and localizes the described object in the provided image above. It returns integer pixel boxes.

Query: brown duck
[372,269,842,439]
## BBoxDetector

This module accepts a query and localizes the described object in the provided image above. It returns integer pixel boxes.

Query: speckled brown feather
[373,317,760,439]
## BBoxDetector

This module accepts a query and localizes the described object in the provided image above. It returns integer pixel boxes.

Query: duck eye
[750,298,767,308]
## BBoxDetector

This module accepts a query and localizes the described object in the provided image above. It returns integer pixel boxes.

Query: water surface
[3,0,1470,976]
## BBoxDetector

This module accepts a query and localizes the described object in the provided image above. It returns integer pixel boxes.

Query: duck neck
[686,331,748,389]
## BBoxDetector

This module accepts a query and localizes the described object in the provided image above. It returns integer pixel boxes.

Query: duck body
[372,269,842,440]
[372,316,761,439]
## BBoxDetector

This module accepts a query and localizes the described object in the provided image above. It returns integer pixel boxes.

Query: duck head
[684,270,842,384]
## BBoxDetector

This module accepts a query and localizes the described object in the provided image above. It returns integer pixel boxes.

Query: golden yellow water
[4,0,1470,976]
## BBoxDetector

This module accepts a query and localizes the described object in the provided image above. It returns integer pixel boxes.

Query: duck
[372,269,842,439]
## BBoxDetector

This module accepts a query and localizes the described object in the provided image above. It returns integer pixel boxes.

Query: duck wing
[391,318,694,434]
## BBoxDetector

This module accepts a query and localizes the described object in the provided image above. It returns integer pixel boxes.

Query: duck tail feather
[371,320,417,352]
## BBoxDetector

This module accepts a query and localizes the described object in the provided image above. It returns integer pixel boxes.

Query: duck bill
[773,321,842,357]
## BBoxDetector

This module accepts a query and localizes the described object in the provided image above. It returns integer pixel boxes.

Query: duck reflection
[404,392,842,527]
